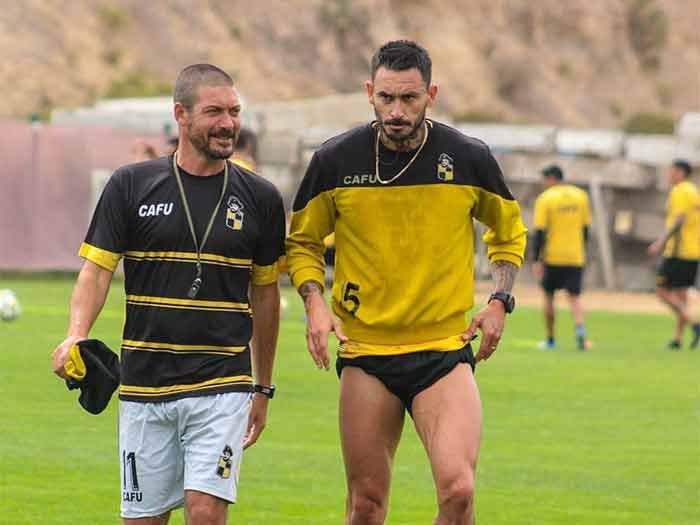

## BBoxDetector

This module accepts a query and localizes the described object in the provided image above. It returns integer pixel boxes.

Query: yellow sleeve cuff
[290,267,325,291]
[252,261,280,286]
[78,243,121,272]
[488,252,524,267]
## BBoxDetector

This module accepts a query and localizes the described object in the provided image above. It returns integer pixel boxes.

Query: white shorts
[119,392,252,519]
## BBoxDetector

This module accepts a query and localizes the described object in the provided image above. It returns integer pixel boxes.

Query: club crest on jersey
[216,445,233,479]
[437,153,454,182]
[226,195,244,231]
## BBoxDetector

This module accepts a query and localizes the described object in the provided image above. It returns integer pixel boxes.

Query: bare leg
[674,289,688,342]
[413,364,482,525]
[340,367,405,525]
[184,490,228,525]
[566,293,587,349]
[656,287,692,345]
[567,293,585,326]
[123,512,171,525]
[542,292,555,347]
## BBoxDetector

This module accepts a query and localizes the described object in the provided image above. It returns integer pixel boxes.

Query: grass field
[1,275,698,524]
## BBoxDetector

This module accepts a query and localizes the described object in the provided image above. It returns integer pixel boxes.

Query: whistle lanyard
[172,154,229,298]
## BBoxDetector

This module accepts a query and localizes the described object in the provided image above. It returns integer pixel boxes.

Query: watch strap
[254,384,276,399]
[488,292,515,314]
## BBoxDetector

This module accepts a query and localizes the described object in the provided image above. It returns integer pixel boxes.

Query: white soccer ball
[0,289,21,321]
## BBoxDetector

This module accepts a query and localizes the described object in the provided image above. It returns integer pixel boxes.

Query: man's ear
[365,80,375,106]
[174,102,188,127]
[427,83,438,107]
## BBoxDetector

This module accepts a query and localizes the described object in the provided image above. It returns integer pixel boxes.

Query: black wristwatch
[488,292,515,314]
[254,384,276,399]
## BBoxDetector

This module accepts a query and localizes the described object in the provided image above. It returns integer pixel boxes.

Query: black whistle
[187,277,202,299]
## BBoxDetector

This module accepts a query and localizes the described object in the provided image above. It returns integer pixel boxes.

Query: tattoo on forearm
[298,280,323,299]
[491,260,519,294]
[661,215,685,244]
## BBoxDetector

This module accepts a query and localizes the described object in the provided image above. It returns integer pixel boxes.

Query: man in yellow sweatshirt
[286,40,526,525]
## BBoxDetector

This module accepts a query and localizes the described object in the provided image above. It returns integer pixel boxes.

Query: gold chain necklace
[374,120,429,185]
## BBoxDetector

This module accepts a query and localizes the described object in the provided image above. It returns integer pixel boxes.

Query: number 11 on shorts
[122,450,143,502]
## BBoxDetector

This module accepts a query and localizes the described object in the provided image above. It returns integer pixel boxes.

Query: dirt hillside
[1,0,697,125]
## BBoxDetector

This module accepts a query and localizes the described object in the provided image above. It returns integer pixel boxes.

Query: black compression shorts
[336,345,475,415]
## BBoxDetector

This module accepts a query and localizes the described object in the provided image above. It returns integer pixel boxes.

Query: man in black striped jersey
[287,41,527,525]
[52,64,285,525]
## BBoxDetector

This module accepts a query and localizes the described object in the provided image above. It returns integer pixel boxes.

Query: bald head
[174,64,234,111]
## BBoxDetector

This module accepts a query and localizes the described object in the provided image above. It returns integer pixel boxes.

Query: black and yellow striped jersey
[533,184,591,267]
[80,156,285,402]
[286,120,527,358]
[664,180,700,260]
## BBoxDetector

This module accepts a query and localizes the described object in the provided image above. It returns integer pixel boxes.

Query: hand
[243,393,269,450]
[532,261,544,279]
[52,335,86,379]
[304,293,348,370]
[647,240,664,257]
[462,300,507,363]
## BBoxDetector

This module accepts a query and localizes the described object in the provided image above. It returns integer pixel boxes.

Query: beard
[187,122,237,161]
[376,106,427,147]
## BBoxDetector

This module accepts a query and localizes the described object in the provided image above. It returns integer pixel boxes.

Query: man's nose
[219,112,238,129]
[388,99,404,119]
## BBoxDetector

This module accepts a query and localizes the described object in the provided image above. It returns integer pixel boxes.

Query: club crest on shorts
[226,196,244,231]
[216,445,233,478]
[437,153,454,182]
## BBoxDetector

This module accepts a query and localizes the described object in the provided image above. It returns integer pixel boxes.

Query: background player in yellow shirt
[532,165,591,350]
[648,159,700,350]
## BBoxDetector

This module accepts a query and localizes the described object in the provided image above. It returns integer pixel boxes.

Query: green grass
[1,276,698,524]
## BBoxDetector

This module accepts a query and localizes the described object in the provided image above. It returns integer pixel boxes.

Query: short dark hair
[370,40,432,86]
[542,164,564,180]
[236,127,258,160]
[673,159,692,177]
[174,64,233,111]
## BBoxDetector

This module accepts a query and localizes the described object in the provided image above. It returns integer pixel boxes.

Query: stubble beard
[187,121,236,161]
[377,107,427,150]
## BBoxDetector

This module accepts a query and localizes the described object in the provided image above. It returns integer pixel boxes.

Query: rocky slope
[1,0,697,126]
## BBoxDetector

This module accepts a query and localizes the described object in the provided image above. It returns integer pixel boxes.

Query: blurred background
[0,0,698,288]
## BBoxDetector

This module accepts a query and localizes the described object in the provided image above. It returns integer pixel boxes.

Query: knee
[656,287,672,301]
[349,488,387,524]
[186,496,226,525]
[437,473,475,513]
